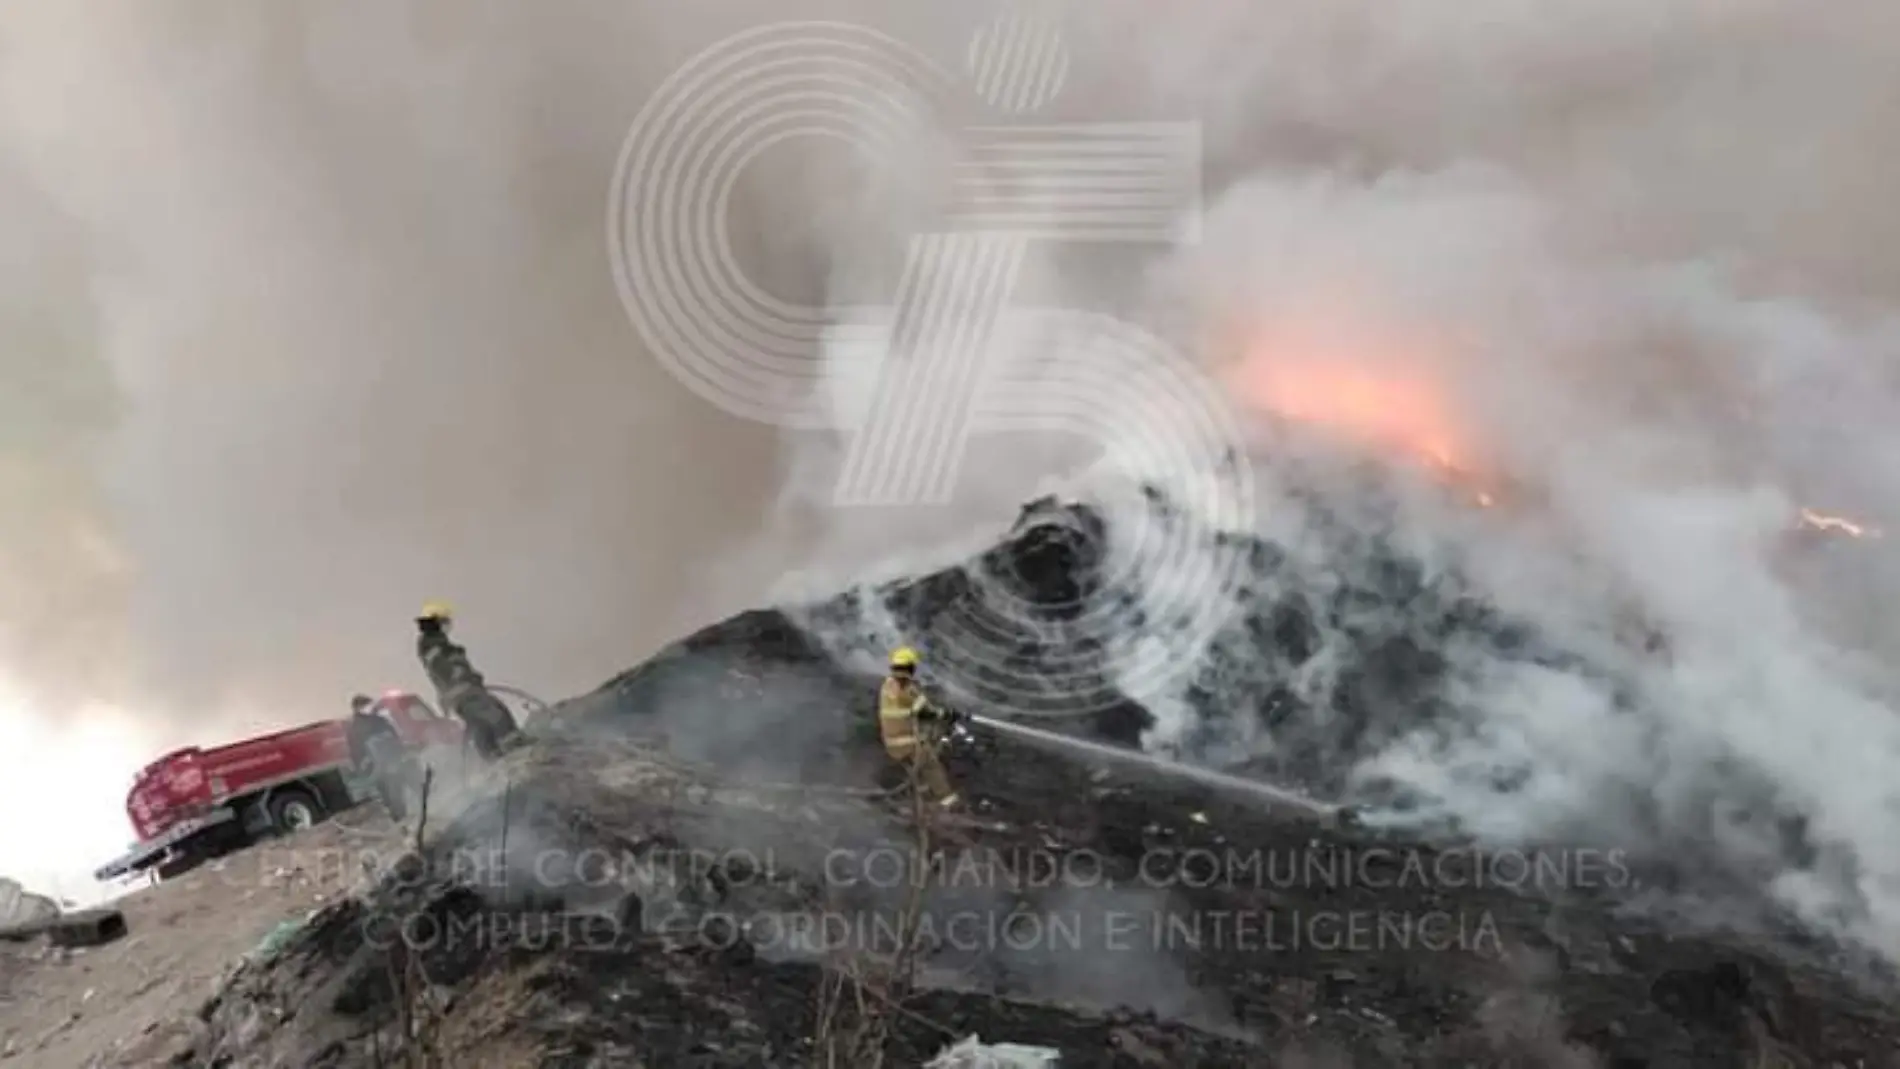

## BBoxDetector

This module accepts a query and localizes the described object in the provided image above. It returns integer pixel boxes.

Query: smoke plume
[778,0,1900,963]
[1110,0,1900,961]
[0,1,813,893]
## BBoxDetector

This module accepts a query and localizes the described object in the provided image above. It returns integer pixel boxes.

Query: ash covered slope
[185,493,1900,1065]
[190,674,1900,1066]
[599,487,1619,812]
[596,490,1467,754]
[600,483,1863,919]
[400,488,1899,1064]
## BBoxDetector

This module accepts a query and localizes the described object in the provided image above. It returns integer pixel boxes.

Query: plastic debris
[926,1034,1061,1068]
[248,914,312,962]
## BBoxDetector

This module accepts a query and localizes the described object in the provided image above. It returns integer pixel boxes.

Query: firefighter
[346,694,416,821]
[878,646,961,809]
[415,601,523,761]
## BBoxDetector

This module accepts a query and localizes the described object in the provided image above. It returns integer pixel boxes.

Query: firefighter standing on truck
[415,601,523,761]
[878,646,961,809]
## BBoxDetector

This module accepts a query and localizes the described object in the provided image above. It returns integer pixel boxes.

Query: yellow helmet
[419,600,454,622]
[888,645,919,670]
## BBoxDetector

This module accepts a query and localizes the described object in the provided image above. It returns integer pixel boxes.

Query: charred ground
[185,491,1900,1067]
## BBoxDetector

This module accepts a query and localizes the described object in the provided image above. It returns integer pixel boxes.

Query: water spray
[962,713,1354,827]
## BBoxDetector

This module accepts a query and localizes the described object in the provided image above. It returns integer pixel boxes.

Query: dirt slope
[0,809,406,1068]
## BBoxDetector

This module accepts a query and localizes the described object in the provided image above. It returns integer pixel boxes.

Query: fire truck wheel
[267,787,325,835]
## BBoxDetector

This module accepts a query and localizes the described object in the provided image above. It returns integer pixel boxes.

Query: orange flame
[1228,325,1882,537]
[1228,321,1498,508]
[1798,507,1881,540]
[1239,359,1462,457]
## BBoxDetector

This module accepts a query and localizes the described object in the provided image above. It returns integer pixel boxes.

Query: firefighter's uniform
[416,601,522,761]
[878,646,960,808]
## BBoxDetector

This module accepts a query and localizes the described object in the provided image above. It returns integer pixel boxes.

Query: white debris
[926,1035,1061,1068]
[0,877,59,929]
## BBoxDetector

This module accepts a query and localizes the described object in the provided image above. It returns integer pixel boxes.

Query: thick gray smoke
[1114,1,1900,962]
[766,0,1900,964]
[1101,1,1900,962]
[0,0,1058,893]
[3,0,1899,967]
[0,3,810,716]
[0,1,824,891]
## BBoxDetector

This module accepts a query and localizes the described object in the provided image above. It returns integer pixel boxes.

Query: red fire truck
[93,691,466,883]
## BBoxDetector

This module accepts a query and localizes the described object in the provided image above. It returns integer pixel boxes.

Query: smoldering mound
[581,472,1893,973]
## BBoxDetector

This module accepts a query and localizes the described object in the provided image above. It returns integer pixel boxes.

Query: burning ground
[182,495,1900,1068]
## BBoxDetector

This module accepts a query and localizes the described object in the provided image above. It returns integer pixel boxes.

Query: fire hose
[958,711,1357,828]
[488,684,550,726]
